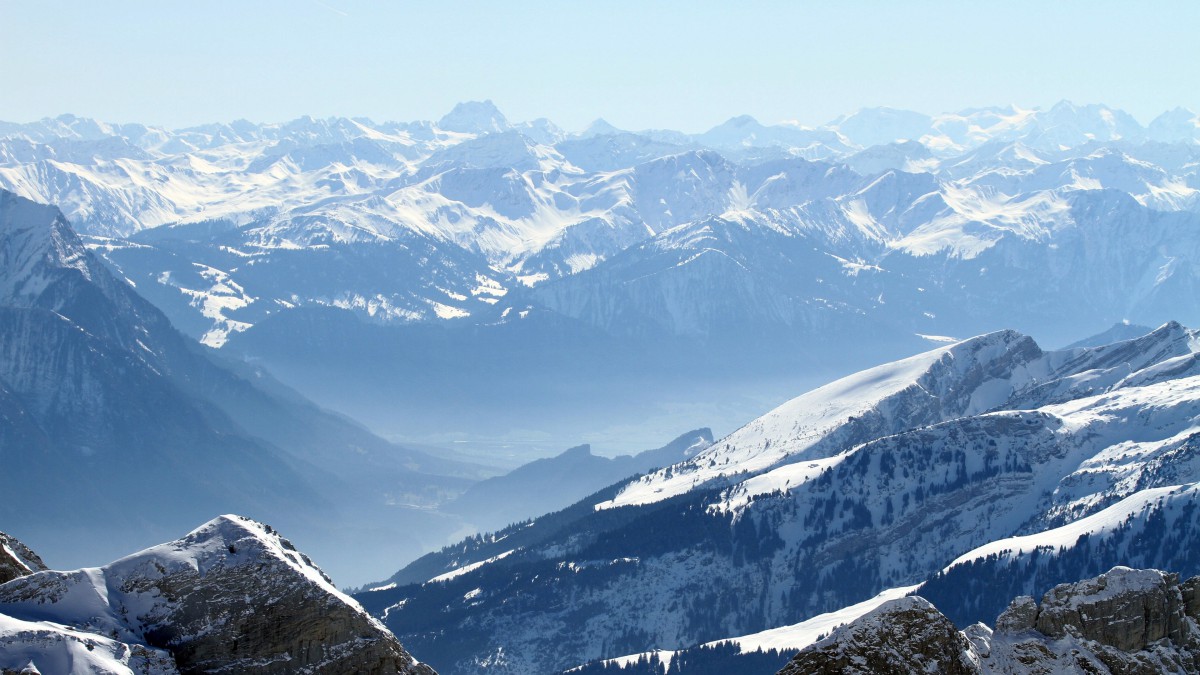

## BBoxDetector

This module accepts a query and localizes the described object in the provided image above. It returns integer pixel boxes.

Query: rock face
[0,515,435,675]
[778,567,1200,675]
[0,531,45,584]
[1032,568,1194,652]
[777,597,977,675]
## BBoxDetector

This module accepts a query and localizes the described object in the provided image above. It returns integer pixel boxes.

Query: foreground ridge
[779,566,1200,674]
[0,515,436,675]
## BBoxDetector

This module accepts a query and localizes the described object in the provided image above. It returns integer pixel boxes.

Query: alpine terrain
[354,322,1200,674]
[3,99,1200,674]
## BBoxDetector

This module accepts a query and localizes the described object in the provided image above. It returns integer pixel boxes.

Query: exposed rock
[0,532,45,584]
[777,597,978,675]
[778,567,1200,675]
[994,595,1037,634]
[1034,567,1194,652]
[0,515,435,675]
[1185,577,1200,619]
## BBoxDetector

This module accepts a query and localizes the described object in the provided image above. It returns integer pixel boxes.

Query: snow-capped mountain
[580,478,1200,673]
[438,100,511,136]
[3,100,1198,352]
[0,515,436,674]
[11,100,1189,452]
[354,322,1200,674]
[1149,107,1200,143]
[828,107,935,148]
[5,99,1200,479]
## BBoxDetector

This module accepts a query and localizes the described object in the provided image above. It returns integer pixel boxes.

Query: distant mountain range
[2,101,1199,452]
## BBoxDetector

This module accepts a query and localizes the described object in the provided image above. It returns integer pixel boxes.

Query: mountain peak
[0,530,47,583]
[0,189,94,306]
[0,515,434,675]
[128,514,342,592]
[721,114,761,128]
[1147,107,1200,142]
[830,107,934,147]
[437,99,510,135]
[582,118,623,137]
[559,443,593,459]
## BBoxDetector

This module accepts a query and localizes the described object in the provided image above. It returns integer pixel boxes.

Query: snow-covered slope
[0,613,181,675]
[599,330,1048,510]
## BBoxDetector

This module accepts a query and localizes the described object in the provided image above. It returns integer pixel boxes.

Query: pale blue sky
[2,1,1197,131]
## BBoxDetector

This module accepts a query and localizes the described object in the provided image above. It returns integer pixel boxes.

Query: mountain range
[3,101,1199,454]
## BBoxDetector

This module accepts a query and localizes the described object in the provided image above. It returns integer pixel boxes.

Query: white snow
[0,611,174,675]
[1,543,35,575]
[946,484,1197,569]
[713,453,848,513]
[594,585,919,672]
[598,335,992,510]
[427,549,515,584]
[705,584,921,654]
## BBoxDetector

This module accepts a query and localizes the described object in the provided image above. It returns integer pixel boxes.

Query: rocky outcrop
[0,515,435,675]
[0,531,45,584]
[1031,567,1194,651]
[777,597,977,674]
[779,567,1200,674]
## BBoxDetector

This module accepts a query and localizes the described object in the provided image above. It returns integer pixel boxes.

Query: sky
[2,1,1198,132]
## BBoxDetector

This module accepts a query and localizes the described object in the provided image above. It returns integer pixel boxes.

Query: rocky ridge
[0,531,45,585]
[779,567,1200,675]
[0,515,435,675]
